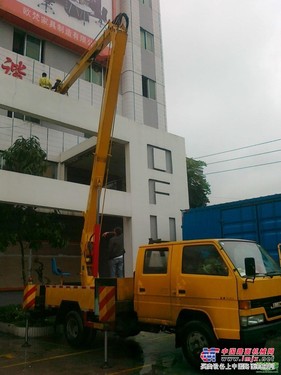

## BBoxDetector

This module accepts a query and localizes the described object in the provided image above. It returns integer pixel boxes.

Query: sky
[160,0,281,205]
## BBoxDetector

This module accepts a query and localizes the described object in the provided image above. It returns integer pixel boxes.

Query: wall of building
[0,0,189,287]
[0,71,188,277]
[119,0,166,130]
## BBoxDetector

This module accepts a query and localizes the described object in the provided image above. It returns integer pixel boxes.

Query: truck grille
[251,295,281,318]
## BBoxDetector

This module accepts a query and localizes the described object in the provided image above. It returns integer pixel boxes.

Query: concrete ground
[1,292,281,374]
[1,329,281,375]
[0,330,198,375]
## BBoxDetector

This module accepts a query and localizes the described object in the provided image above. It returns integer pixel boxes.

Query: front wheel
[181,320,218,368]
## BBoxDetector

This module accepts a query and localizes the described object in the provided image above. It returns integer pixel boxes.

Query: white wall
[0,64,188,275]
[0,169,131,214]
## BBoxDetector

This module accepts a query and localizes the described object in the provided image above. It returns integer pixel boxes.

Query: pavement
[1,328,281,374]
[0,330,198,375]
[0,291,196,374]
[1,292,281,374]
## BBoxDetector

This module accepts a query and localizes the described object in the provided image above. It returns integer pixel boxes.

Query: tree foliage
[2,136,47,175]
[186,157,211,208]
[0,136,66,285]
[0,205,66,284]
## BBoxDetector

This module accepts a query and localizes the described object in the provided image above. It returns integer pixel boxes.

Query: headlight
[240,314,264,327]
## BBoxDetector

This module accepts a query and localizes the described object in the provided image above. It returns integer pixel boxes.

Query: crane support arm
[72,14,128,286]
[57,13,129,95]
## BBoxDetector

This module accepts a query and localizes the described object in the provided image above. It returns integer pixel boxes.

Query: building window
[142,76,156,100]
[0,152,4,170]
[66,141,126,191]
[8,111,40,124]
[149,179,170,204]
[44,162,57,179]
[169,218,176,241]
[140,0,152,7]
[85,63,104,86]
[150,215,158,240]
[140,28,154,52]
[13,29,43,62]
[147,145,173,173]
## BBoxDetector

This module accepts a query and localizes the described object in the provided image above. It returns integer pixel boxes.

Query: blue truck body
[182,194,281,260]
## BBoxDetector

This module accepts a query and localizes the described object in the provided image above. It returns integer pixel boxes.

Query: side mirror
[245,257,256,278]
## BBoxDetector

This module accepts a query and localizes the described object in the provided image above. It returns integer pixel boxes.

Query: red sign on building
[1,57,26,79]
[0,0,114,54]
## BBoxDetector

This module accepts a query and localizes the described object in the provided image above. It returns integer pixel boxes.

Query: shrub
[0,304,55,327]
[0,304,26,324]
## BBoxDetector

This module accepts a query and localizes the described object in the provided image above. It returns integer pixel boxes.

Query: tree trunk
[19,240,26,285]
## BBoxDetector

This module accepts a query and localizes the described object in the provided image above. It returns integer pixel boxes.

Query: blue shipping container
[182,194,281,260]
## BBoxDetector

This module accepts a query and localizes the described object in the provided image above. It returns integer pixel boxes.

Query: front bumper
[240,319,281,344]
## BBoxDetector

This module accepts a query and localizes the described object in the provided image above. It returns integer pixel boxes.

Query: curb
[0,322,62,338]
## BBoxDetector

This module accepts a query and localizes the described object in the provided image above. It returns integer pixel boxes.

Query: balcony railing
[0,46,123,159]
[0,46,122,114]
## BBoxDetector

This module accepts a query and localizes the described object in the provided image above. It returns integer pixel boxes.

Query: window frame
[85,62,105,86]
[140,28,154,52]
[143,248,169,274]
[140,0,152,7]
[7,111,40,124]
[142,76,156,100]
[13,29,43,62]
[182,244,228,276]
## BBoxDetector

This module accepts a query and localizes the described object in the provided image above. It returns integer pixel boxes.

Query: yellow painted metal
[22,284,38,310]
[80,17,128,286]
[116,277,134,301]
[56,14,128,287]
[99,286,116,322]
[57,15,127,96]
[31,14,128,321]
[134,240,281,341]
[91,321,114,330]
[45,286,95,311]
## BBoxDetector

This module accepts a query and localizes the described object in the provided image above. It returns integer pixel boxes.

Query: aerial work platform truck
[23,13,281,369]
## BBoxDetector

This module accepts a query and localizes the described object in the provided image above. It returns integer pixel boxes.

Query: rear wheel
[181,320,218,368]
[64,311,96,348]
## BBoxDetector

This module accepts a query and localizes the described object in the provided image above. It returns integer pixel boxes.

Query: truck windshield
[219,240,281,277]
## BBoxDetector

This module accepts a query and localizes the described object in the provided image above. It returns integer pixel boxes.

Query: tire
[64,311,88,348]
[181,320,218,368]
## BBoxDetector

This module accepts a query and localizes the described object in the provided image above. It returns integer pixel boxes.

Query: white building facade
[0,0,188,282]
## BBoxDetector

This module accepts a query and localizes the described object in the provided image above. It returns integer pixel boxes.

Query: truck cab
[133,239,281,367]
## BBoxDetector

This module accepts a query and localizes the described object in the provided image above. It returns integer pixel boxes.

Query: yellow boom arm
[59,14,128,286]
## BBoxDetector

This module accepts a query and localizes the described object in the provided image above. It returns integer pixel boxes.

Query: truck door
[171,243,240,340]
[135,246,172,323]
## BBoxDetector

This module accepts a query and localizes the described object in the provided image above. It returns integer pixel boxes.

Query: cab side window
[182,245,228,276]
[143,248,168,274]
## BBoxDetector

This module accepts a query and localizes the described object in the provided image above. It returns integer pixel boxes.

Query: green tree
[2,136,47,175]
[0,136,66,285]
[0,205,66,285]
[186,157,211,208]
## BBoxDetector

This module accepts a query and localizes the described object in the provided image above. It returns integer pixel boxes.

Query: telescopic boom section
[58,14,128,286]
[57,13,128,95]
